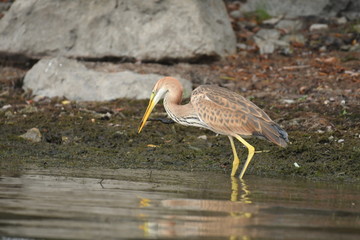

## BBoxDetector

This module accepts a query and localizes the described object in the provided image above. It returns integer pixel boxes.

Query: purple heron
[138,77,288,179]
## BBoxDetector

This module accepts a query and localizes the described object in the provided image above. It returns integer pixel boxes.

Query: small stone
[4,111,14,118]
[309,23,328,31]
[349,43,360,52]
[61,136,70,144]
[335,17,347,25]
[338,139,345,143]
[263,16,283,25]
[20,128,42,142]
[1,104,11,110]
[33,95,46,102]
[324,36,344,48]
[229,10,242,19]
[197,135,207,140]
[237,43,248,50]
[254,29,290,54]
[255,29,281,40]
[319,46,327,52]
[97,112,112,120]
[281,34,306,45]
[276,19,304,32]
[19,105,38,114]
[282,99,295,104]
[340,45,351,51]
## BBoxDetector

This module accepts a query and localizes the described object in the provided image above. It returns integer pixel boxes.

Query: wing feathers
[191,85,289,147]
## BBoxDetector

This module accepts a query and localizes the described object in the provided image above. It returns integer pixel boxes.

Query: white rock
[335,16,347,25]
[263,16,283,25]
[230,10,243,19]
[276,19,304,32]
[20,128,42,142]
[282,99,295,104]
[281,34,306,44]
[23,57,193,101]
[254,29,290,54]
[256,29,281,40]
[197,135,207,140]
[1,104,11,110]
[309,23,329,31]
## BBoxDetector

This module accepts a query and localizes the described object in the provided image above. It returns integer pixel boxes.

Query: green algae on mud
[0,98,359,182]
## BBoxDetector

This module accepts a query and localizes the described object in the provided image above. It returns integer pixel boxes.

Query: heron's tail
[258,122,289,147]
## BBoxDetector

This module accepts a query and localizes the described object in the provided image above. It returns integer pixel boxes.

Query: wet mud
[1,92,359,182]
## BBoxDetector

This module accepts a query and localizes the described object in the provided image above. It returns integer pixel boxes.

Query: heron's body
[139,77,288,179]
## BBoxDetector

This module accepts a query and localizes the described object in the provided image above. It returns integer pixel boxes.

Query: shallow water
[0,168,359,240]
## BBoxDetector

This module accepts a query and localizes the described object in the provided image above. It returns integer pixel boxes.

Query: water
[0,168,359,240]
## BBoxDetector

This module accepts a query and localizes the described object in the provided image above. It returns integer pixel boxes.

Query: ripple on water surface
[0,168,359,239]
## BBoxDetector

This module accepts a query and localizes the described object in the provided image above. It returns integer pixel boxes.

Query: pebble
[1,104,11,110]
[19,105,38,114]
[229,10,242,19]
[319,46,327,52]
[237,43,248,50]
[276,19,304,32]
[326,126,332,132]
[20,128,42,142]
[309,23,329,31]
[282,99,295,104]
[335,17,347,25]
[281,33,306,45]
[5,111,14,119]
[338,139,345,143]
[197,135,207,140]
[263,16,283,26]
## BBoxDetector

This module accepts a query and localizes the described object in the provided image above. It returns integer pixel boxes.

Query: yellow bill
[138,92,156,133]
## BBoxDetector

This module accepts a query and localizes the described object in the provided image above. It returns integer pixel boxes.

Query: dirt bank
[1,50,359,182]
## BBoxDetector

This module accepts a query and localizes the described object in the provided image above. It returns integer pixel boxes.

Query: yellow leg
[234,135,255,179]
[228,136,240,177]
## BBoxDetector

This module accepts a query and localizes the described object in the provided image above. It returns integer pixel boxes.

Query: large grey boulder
[0,0,236,61]
[23,57,192,101]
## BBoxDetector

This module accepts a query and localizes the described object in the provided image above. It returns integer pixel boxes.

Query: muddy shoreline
[1,50,360,182]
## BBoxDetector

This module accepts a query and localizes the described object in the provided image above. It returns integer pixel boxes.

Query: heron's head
[138,78,169,133]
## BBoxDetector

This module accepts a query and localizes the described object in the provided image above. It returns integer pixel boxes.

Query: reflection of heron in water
[138,174,254,238]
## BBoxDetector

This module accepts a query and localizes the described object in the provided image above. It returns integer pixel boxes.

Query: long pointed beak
[138,92,156,133]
